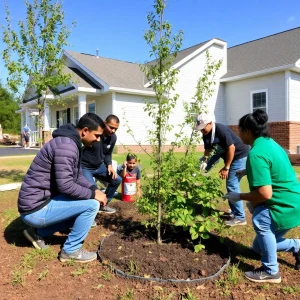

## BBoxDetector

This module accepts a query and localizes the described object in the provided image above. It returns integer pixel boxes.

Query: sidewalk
[0,182,22,192]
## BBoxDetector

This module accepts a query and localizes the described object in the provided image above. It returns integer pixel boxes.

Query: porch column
[78,94,87,118]
[43,101,50,130]
[25,106,30,125]
[21,111,25,131]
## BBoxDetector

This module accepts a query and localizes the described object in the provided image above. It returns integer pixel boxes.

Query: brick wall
[229,121,300,154]
[116,145,205,154]
[288,154,300,166]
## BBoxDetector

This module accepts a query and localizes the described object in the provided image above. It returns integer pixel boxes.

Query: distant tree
[2,0,75,142]
[0,83,21,134]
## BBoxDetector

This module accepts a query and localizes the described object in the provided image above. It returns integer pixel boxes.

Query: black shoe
[293,249,300,270]
[245,267,281,283]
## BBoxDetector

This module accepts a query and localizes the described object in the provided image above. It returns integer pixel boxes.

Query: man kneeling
[18,113,107,263]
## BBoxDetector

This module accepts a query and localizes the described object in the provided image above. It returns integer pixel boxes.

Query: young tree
[137,0,224,250]
[140,0,183,244]
[2,0,75,140]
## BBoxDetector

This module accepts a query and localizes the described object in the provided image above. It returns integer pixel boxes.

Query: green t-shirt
[247,137,300,230]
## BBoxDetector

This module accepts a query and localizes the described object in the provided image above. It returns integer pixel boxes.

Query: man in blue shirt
[22,124,31,148]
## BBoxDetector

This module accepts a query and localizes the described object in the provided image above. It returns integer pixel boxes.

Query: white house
[18,27,300,153]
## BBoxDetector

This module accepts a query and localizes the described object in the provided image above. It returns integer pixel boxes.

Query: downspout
[285,70,291,152]
[285,70,291,121]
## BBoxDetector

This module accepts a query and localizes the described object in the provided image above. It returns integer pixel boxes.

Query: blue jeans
[21,195,100,253]
[82,163,122,203]
[226,156,247,220]
[252,205,300,274]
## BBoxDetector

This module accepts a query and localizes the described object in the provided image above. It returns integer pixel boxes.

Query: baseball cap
[194,114,212,130]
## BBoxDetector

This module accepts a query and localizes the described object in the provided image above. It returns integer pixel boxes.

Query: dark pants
[82,163,122,203]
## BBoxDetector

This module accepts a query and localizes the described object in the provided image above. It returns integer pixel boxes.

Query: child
[118,153,141,199]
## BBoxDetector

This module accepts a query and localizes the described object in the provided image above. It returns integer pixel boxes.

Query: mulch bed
[97,201,229,281]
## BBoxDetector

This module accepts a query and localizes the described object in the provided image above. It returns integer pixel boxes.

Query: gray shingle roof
[65,39,221,90]
[65,50,151,91]
[224,27,300,79]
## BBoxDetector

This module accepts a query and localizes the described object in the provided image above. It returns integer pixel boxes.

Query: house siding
[113,43,227,147]
[114,93,155,145]
[290,71,300,122]
[174,43,227,125]
[89,94,112,120]
[225,72,286,125]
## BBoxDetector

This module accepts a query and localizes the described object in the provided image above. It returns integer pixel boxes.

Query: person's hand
[94,189,107,206]
[136,190,141,198]
[236,169,247,180]
[108,165,117,179]
[222,192,240,204]
[219,167,229,180]
[200,161,207,172]
[246,201,254,214]
[122,161,127,168]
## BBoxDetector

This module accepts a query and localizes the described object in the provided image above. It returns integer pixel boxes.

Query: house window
[60,109,68,125]
[56,109,70,127]
[251,89,268,113]
[88,102,95,113]
[74,106,79,125]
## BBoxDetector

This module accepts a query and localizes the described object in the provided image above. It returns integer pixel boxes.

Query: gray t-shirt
[117,165,141,180]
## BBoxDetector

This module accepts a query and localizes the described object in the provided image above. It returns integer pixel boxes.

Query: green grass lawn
[0,156,35,185]
[0,151,299,191]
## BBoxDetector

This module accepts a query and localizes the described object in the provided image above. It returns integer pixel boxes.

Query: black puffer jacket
[18,124,97,214]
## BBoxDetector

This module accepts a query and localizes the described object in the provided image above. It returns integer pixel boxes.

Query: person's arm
[203,149,211,161]
[54,146,98,200]
[219,144,235,179]
[223,153,273,206]
[104,136,116,167]
[216,126,235,179]
[240,185,272,207]
[105,136,117,178]
[120,161,127,178]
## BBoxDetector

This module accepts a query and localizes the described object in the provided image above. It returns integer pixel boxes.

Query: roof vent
[96,49,99,58]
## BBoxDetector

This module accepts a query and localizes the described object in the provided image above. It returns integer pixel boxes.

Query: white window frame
[250,89,268,113]
[57,108,68,127]
[87,101,96,114]
[73,105,79,125]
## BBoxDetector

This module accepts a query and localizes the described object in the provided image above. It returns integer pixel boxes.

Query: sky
[1,0,300,85]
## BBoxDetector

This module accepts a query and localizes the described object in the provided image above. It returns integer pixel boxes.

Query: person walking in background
[223,109,300,283]
[22,123,31,148]
[19,113,107,263]
[82,114,121,214]
[195,114,249,226]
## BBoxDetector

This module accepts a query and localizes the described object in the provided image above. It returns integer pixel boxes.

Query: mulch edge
[97,232,231,284]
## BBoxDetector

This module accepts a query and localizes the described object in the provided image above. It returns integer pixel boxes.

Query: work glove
[246,201,254,214]
[222,192,240,204]
[236,169,247,180]
[200,161,207,172]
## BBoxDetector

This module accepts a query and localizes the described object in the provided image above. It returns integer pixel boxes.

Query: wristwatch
[223,167,230,171]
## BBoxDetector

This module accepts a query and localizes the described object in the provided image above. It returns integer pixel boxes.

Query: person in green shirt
[223,109,300,284]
